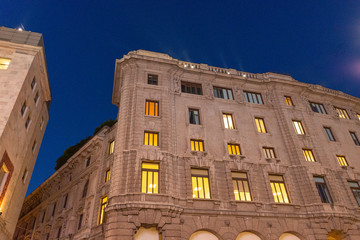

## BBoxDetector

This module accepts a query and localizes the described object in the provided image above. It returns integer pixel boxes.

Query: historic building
[14,50,360,240]
[0,26,52,240]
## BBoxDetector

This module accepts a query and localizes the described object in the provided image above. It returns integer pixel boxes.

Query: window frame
[82,180,89,198]
[335,107,350,119]
[243,91,264,104]
[109,140,115,154]
[227,143,241,155]
[98,195,107,224]
[314,176,333,204]
[255,117,267,133]
[181,81,203,95]
[284,96,293,106]
[147,74,158,85]
[350,132,360,146]
[269,175,291,203]
[336,155,348,166]
[190,139,204,152]
[141,162,159,194]
[309,102,327,114]
[324,127,336,142]
[263,147,276,159]
[144,131,159,146]
[78,214,83,230]
[191,168,211,199]
[0,58,11,70]
[292,120,305,135]
[232,172,252,201]
[213,86,234,100]
[189,108,200,125]
[21,102,27,117]
[303,149,316,162]
[223,113,235,129]
[145,100,159,116]
[105,169,110,182]
[348,181,360,206]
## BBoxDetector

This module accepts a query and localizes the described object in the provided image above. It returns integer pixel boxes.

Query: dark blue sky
[2,1,360,195]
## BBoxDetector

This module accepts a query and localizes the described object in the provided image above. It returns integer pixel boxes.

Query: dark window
[147,74,158,85]
[324,127,336,141]
[181,81,202,95]
[63,194,68,208]
[82,180,89,198]
[189,109,200,125]
[21,102,26,116]
[263,147,276,159]
[314,176,332,203]
[348,182,360,206]
[41,210,46,223]
[213,86,233,100]
[31,78,36,89]
[244,91,263,104]
[25,116,31,129]
[51,203,56,217]
[86,157,90,167]
[57,227,62,239]
[350,132,360,146]
[78,214,83,230]
[34,92,39,103]
[310,102,327,114]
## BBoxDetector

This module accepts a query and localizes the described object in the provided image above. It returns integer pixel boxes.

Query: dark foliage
[93,119,117,135]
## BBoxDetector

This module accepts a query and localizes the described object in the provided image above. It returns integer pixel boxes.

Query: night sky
[2,1,360,195]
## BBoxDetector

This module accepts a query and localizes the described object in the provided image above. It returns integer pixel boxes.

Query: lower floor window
[144,131,158,146]
[314,176,332,203]
[191,168,211,199]
[141,162,159,194]
[269,175,290,203]
[232,172,252,201]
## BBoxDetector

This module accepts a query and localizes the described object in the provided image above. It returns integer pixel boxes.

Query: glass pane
[228,116,234,129]
[144,133,148,145]
[154,172,158,193]
[146,102,149,115]
[195,141,199,151]
[235,145,240,155]
[198,177,204,198]
[204,177,210,199]
[238,180,245,200]
[223,115,229,128]
[244,92,248,102]
[314,177,324,183]
[348,182,359,188]
[154,133,158,146]
[141,171,147,193]
[228,144,232,154]
[148,172,153,193]
[142,163,159,170]
[149,102,154,115]
[228,90,233,100]
[199,141,204,151]
[270,182,278,202]
[280,184,289,203]
[192,177,198,198]
[223,89,228,99]
[274,183,284,203]
[155,103,158,116]
[149,133,153,145]
[233,180,239,200]
[243,181,251,201]
[191,140,195,151]
[269,175,283,181]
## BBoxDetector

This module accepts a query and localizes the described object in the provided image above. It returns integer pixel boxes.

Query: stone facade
[15,50,360,240]
[0,26,51,240]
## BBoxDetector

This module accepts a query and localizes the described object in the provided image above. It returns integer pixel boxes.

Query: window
[357,113,360,121]
[144,131,159,146]
[284,96,293,106]
[350,132,360,146]
[21,102,27,116]
[232,172,251,201]
[105,169,110,182]
[324,127,336,141]
[145,100,159,116]
[269,175,290,203]
[40,116,44,130]
[78,214,83,230]
[244,91,263,104]
[263,147,276,159]
[223,113,235,129]
[336,155,348,166]
[41,210,46,223]
[189,109,200,125]
[181,81,202,95]
[82,180,89,198]
[51,203,56,217]
[348,182,360,206]
[335,107,350,119]
[213,86,233,100]
[255,118,267,133]
[31,78,36,90]
[34,92,39,103]
[109,140,115,154]
[314,176,332,203]
[141,162,159,194]
[303,149,315,162]
[0,58,11,70]
[21,169,28,183]
[32,140,37,153]
[191,169,211,199]
[0,164,9,195]
[292,120,305,135]
[98,196,107,224]
[228,143,241,155]
[310,102,327,114]
[57,227,62,239]
[86,157,90,167]
[63,194,68,208]
[25,116,31,129]
[190,139,204,151]
[147,74,158,85]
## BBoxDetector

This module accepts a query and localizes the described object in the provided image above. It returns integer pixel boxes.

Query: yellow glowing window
[145,100,159,116]
[255,118,267,133]
[109,140,115,154]
[292,120,305,135]
[336,155,348,166]
[191,169,210,199]
[335,107,350,119]
[357,113,360,120]
[228,143,241,155]
[269,175,290,203]
[285,96,293,106]
[263,147,276,159]
[223,113,235,129]
[141,162,159,194]
[144,132,158,146]
[303,149,315,162]
[232,172,251,201]
[190,139,204,151]
[105,169,110,182]
[0,58,11,70]
[98,196,107,224]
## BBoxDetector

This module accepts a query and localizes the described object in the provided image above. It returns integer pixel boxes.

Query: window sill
[145,115,160,119]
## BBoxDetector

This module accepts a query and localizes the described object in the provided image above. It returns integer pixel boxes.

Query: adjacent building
[15,50,360,240]
[0,26,52,240]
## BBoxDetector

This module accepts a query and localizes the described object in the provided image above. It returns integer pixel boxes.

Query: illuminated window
[147,74,158,85]
[31,78,36,90]
[82,180,89,198]
[350,132,360,146]
[191,169,211,199]
[314,176,332,203]
[189,109,200,125]
[324,127,335,141]
[255,118,267,133]
[98,196,107,224]
[303,149,315,162]
[292,120,305,135]
[335,107,350,119]
[263,147,276,159]
[190,139,204,151]
[34,91,39,103]
[223,113,235,129]
[0,58,11,70]
[181,81,202,95]
[285,96,293,106]
[0,164,9,195]
[213,86,233,100]
[244,91,263,104]
[141,162,159,194]
[228,143,241,155]
[348,182,360,206]
[78,214,83,230]
[145,100,159,116]
[21,102,27,116]
[232,172,251,201]
[144,131,158,146]
[310,102,327,114]
[105,169,110,182]
[336,155,348,166]
[357,113,360,121]
[269,175,290,203]
[109,140,115,154]
[25,116,31,129]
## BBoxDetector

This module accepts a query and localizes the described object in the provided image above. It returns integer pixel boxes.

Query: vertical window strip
[303,149,315,162]
[191,169,211,199]
[336,155,348,166]
[144,132,159,146]
[109,140,115,154]
[324,127,335,141]
[105,169,111,182]
[285,96,293,106]
[232,172,252,201]
[223,113,235,129]
[255,118,266,133]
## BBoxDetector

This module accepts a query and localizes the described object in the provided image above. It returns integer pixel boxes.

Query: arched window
[134,227,160,240]
[189,231,218,240]
[279,233,301,240]
[236,232,262,240]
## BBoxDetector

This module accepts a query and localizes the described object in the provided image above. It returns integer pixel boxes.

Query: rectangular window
[181,81,202,95]
[0,58,11,70]
[144,131,159,146]
[105,169,110,182]
[255,118,267,133]
[303,149,316,162]
[285,96,293,106]
[63,194,68,208]
[228,143,241,155]
[191,169,211,199]
[244,91,263,104]
[350,132,360,146]
[32,140,37,153]
[78,214,83,230]
[57,227,62,239]
[357,113,360,121]
[232,172,251,201]
[145,100,159,116]
[31,78,36,90]
[41,210,46,223]
[324,127,336,141]
[86,157,90,167]
[34,92,39,103]
[82,180,89,198]
[21,102,27,117]
[263,147,276,159]
[0,164,9,195]
[109,140,115,154]
[98,196,107,224]
[348,182,360,206]
[190,139,204,151]
[141,162,159,194]
[189,109,200,125]
[269,175,290,203]
[336,155,348,166]
[51,203,56,217]
[25,116,31,129]
[310,102,327,114]
[213,86,233,100]
[335,107,350,119]
[223,113,235,129]
[314,176,332,203]
[21,169,28,183]
[292,120,305,135]
[147,74,158,85]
